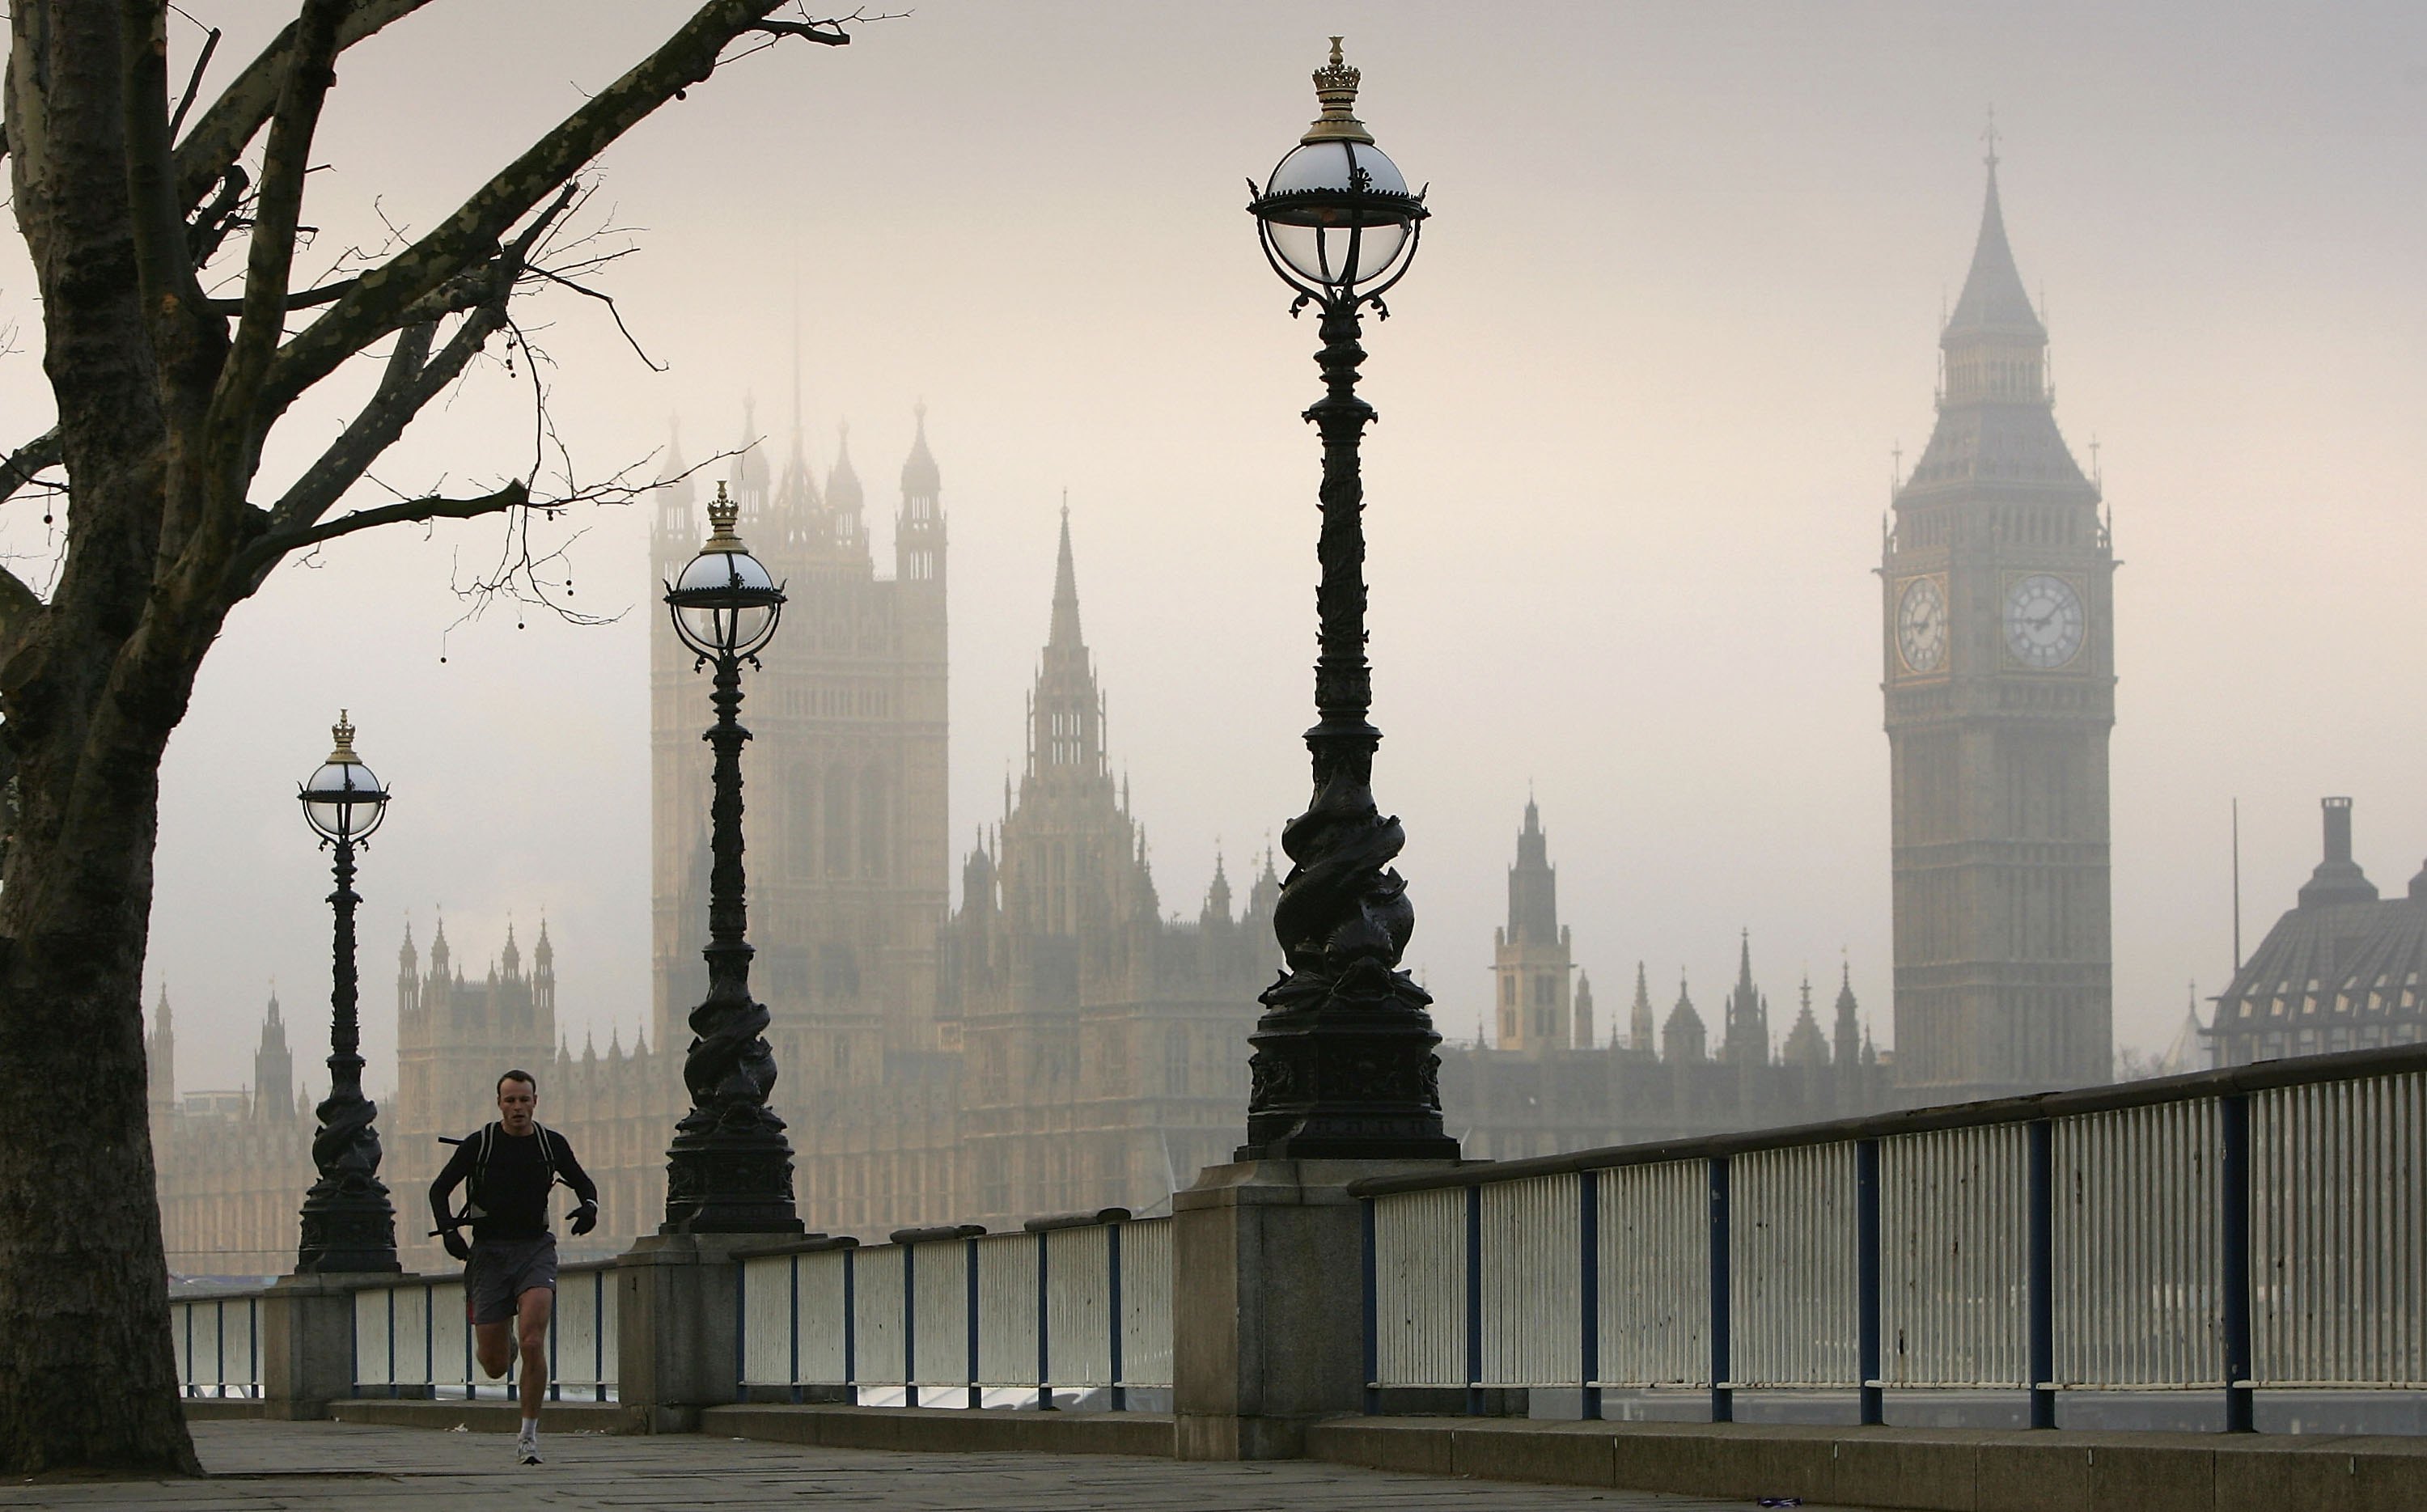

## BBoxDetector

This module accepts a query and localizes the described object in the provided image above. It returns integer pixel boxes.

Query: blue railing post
[595,1271,608,1404]
[2027,1119,2056,1429]
[218,1298,231,1399]
[966,1236,982,1410]
[1463,1184,1485,1416]
[385,1288,397,1400]
[1361,1196,1380,1416]
[1035,1230,1053,1410]
[1857,1137,1883,1426]
[182,1301,194,1399]
[902,1243,919,1408]
[1709,1155,1733,1424]
[551,1281,563,1403]
[2220,1093,2255,1433]
[1106,1222,1126,1412]
[842,1247,859,1406]
[1580,1173,1603,1421]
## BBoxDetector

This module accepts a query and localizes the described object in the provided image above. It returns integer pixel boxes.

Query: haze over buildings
[15,2,2418,1106]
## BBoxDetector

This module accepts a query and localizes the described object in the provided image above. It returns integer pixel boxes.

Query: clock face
[2003,574,2086,668]
[1895,577,1947,674]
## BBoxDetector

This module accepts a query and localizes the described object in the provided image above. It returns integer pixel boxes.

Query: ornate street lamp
[1239,39,1458,1161]
[661,481,803,1232]
[294,710,401,1272]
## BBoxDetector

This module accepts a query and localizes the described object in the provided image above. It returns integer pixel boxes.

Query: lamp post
[661,481,803,1233]
[294,711,401,1273]
[1239,39,1458,1161]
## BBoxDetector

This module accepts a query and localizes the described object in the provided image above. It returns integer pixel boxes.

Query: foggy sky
[15,2,2421,1098]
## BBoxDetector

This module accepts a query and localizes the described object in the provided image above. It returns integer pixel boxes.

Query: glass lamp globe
[1250,38,1427,294]
[299,710,389,843]
[667,481,785,659]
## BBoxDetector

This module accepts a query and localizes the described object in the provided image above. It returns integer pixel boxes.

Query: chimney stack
[2323,796,2353,864]
[2298,796,2378,908]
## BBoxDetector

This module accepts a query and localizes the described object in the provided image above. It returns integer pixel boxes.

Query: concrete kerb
[1302,1417,2427,1512]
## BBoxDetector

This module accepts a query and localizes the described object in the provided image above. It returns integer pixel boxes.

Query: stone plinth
[261,1271,383,1420]
[1173,1158,1459,1460]
[616,1232,748,1433]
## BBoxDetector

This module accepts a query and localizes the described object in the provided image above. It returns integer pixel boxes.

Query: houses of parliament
[150,157,2114,1276]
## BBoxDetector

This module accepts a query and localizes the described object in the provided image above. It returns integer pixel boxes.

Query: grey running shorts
[465,1236,558,1324]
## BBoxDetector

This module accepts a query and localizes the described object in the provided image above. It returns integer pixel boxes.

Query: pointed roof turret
[1204,851,1234,924]
[1048,507,1082,653]
[500,920,522,977]
[1629,962,1656,1053]
[1945,153,2045,340]
[533,917,553,973]
[1783,974,1829,1066]
[1832,961,1862,1069]
[825,420,862,508]
[430,912,451,972]
[900,402,940,498]
[398,919,418,977]
[1662,973,1707,1063]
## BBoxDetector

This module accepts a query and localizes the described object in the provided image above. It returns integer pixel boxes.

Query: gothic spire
[900,401,940,499]
[1946,152,2045,339]
[1048,506,1082,653]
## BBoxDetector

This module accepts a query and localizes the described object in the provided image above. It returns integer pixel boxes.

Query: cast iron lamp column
[294,711,401,1272]
[1239,39,1458,1161]
[661,481,804,1233]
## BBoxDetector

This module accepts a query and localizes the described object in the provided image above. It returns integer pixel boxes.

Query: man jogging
[430,1069,599,1466]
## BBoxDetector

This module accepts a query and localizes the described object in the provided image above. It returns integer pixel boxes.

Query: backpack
[440,1120,562,1228]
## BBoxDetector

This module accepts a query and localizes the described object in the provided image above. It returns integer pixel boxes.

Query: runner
[429,1069,599,1466]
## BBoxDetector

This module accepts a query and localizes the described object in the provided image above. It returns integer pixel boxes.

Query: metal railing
[170,1286,265,1398]
[1355,1044,2427,1432]
[737,1211,1172,1408]
[348,1260,618,1401]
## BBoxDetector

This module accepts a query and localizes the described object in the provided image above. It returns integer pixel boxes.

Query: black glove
[569,1203,598,1237]
[441,1227,471,1262]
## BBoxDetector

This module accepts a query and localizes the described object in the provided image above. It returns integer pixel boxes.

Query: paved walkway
[0,1421,1878,1510]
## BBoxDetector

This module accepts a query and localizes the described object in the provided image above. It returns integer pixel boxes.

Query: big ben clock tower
[1882,147,2115,1099]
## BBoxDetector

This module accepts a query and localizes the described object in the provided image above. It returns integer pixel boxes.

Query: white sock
[519,1417,537,1439]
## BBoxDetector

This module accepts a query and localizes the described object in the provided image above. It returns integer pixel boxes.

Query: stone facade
[1882,155,2116,1101]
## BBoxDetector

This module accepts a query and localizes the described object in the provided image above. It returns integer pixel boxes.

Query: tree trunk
[0,711,200,1475]
[0,0,204,1475]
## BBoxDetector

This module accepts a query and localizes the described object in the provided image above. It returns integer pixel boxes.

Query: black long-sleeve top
[427,1124,598,1243]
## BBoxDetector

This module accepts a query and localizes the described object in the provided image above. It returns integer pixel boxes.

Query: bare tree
[0,0,864,1474]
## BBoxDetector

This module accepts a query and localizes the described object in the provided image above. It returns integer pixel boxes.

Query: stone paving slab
[0,1421,1877,1511]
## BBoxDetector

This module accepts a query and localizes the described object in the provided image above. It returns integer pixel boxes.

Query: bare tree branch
[0,430,64,509]
[258,0,820,423]
[165,24,221,143]
[531,267,665,370]
[253,478,532,561]
[201,274,354,315]
[167,0,435,213]
[207,0,347,444]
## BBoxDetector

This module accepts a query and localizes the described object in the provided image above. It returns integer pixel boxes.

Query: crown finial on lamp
[1302,35,1373,145]
[706,480,743,548]
[328,709,358,764]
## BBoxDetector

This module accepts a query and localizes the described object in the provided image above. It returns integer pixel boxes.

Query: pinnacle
[1946,158,2044,338]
